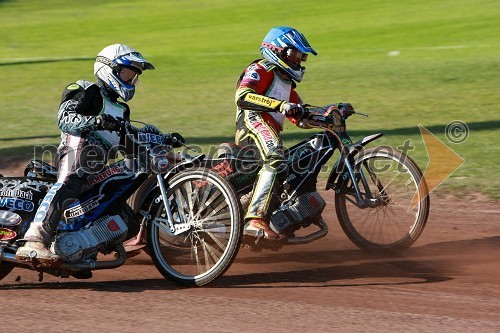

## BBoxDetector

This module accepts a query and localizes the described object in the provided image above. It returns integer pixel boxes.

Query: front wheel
[147,168,242,286]
[335,146,430,253]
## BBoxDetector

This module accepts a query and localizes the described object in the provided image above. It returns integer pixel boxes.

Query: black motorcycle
[204,103,430,252]
[0,121,242,286]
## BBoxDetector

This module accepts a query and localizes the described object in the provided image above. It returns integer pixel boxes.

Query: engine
[270,191,326,234]
[52,215,128,263]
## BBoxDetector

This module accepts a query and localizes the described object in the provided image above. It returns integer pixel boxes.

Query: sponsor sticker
[0,189,33,200]
[86,164,123,186]
[0,179,52,192]
[248,113,276,150]
[246,94,281,109]
[0,228,17,241]
[63,195,104,219]
[0,211,22,226]
[138,132,164,144]
[0,197,35,212]
[243,71,260,81]
[34,182,63,223]
[247,63,259,71]
[259,60,275,71]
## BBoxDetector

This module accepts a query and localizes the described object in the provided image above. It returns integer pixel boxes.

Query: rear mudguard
[325,133,383,190]
[162,154,205,181]
[201,157,259,195]
[0,177,55,241]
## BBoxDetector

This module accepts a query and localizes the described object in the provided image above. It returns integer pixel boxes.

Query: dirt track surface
[1,164,499,332]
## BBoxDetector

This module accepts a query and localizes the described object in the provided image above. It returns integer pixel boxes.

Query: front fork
[156,173,177,233]
[344,157,382,208]
[329,153,382,209]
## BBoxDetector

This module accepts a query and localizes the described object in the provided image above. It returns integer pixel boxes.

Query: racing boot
[244,218,283,241]
[15,224,62,267]
[16,241,62,267]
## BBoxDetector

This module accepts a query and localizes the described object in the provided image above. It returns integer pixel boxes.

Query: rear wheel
[335,146,430,253]
[147,168,242,286]
[127,174,157,212]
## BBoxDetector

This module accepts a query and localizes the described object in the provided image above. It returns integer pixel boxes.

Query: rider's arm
[235,61,285,113]
[57,81,103,135]
[236,88,284,113]
[287,89,311,129]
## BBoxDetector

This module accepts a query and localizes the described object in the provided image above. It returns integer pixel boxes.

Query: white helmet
[94,44,155,101]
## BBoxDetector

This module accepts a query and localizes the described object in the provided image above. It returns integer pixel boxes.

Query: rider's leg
[236,111,288,239]
[16,135,88,266]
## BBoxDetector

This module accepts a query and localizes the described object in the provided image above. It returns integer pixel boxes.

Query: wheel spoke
[148,168,242,286]
[336,148,429,252]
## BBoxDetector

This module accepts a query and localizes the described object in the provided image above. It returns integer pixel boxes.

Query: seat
[217,143,259,161]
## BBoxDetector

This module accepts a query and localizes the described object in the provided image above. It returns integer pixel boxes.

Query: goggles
[119,67,140,85]
[285,48,308,66]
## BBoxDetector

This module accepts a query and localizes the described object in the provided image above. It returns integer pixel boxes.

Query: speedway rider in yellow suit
[235,26,317,240]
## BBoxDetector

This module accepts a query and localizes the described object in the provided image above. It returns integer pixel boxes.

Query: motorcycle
[203,103,430,252]
[0,120,242,287]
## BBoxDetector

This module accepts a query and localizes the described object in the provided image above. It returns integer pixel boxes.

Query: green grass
[0,0,499,198]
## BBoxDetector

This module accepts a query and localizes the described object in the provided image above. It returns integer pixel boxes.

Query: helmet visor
[119,52,155,70]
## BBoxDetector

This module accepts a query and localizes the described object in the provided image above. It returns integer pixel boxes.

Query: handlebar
[301,103,368,132]
[303,103,367,118]
[118,119,183,149]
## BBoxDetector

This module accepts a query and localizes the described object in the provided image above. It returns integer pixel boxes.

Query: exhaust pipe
[0,245,19,264]
[59,245,127,271]
[0,244,127,271]
[287,218,329,245]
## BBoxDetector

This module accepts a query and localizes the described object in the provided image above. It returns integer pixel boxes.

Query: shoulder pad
[75,80,98,91]
[64,80,98,92]
[65,83,81,91]
[258,59,276,72]
[61,80,101,106]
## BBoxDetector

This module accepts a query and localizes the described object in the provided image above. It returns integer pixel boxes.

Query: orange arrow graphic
[410,125,465,209]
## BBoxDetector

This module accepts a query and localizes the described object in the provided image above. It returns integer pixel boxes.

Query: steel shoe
[244,218,284,240]
[15,241,63,268]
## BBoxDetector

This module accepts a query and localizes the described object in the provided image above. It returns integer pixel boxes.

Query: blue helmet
[260,26,317,82]
[94,44,155,101]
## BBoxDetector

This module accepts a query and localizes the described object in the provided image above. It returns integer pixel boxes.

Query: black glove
[337,103,355,118]
[96,114,121,131]
[164,133,185,148]
[280,102,304,118]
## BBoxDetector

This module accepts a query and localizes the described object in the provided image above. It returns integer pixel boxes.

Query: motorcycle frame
[281,115,384,209]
